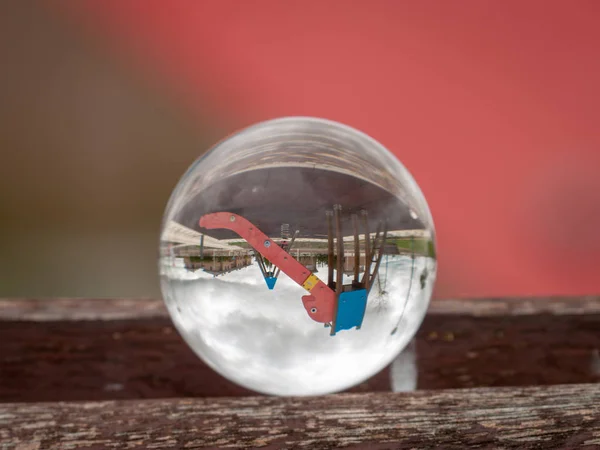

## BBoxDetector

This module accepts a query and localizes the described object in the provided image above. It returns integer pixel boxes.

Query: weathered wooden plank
[1,384,598,449]
[1,296,599,321]
[0,298,167,321]
[1,314,598,402]
[428,295,600,316]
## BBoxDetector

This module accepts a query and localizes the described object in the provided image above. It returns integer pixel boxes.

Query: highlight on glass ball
[159,117,437,396]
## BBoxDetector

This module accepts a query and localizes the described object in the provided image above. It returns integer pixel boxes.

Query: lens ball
[160,117,437,395]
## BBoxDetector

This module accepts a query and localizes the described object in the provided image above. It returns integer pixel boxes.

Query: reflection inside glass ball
[160,117,436,395]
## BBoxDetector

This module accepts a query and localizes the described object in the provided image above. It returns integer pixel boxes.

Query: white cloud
[161,254,436,395]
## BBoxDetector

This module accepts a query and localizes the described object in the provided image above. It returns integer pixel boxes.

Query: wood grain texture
[1,296,599,321]
[0,298,167,321]
[1,384,599,449]
[428,296,600,316]
[1,314,598,402]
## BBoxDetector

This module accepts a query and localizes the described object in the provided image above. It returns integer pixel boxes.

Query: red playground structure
[200,206,387,335]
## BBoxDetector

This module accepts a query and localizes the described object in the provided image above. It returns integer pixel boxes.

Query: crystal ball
[159,117,437,395]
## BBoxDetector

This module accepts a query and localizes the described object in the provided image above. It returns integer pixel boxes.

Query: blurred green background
[0,2,221,297]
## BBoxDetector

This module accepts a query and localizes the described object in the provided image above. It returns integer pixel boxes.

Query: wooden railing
[1,297,599,448]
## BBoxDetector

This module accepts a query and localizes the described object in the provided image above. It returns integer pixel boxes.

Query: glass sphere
[159,117,437,396]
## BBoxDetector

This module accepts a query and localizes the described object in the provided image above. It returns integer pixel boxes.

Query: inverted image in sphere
[159,117,437,395]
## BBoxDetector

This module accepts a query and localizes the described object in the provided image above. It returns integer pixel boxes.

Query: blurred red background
[1,1,599,299]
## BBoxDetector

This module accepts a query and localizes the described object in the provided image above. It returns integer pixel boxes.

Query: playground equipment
[254,229,300,291]
[199,206,387,335]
